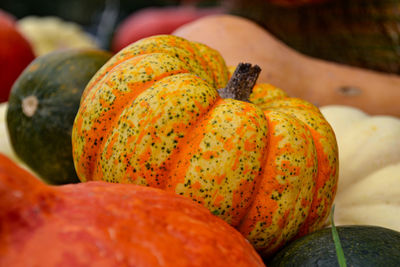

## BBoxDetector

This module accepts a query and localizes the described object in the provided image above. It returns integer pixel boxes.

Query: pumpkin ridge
[173,39,215,87]
[266,104,338,235]
[93,73,220,185]
[92,70,194,182]
[297,126,338,235]
[90,35,217,94]
[80,53,145,102]
[165,98,268,225]
[191,41,229,89]
[164,97,224,190]
[236,110,271,229]
[72,57,150,181]
[73,53,195,182]
[254,94,338,235]
[237,109,317,256]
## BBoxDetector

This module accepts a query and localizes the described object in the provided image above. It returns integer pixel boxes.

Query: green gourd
[269,225,400,266]
[6,48,112,184]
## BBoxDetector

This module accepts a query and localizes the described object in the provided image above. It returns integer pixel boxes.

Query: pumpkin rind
[72,35,338,257]
[6,49,112,184]
[0,153,265,267]
[268,225,400,266]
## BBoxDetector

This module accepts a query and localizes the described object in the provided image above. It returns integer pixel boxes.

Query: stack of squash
[1,10,400,266]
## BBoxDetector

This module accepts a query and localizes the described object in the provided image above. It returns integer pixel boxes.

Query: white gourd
[320,105,400,231]
[0,103,33,173]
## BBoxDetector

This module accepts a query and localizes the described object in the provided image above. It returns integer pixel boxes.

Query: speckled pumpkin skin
[72,35,338,257]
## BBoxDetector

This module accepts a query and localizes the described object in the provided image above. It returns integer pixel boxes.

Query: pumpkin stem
[218,63,261,102]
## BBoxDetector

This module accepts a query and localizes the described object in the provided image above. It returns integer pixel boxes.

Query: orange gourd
[0,153,264,266]
[173,14,400,117]
[72,35,338,257]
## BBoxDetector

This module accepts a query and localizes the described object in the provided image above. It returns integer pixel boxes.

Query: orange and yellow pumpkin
[72,35,338,257]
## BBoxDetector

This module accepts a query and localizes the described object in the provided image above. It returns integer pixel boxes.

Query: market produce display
[320,105,400,232]
[6,48,112,185]
[72,34,338,257]
[1,2,399,265]
[0,153,265,267]
[0,9,35,103]
[173,14,400,117]
[268,225,400,266]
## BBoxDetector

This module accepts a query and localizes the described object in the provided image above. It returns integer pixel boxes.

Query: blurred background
[3,0,400,75]
[0,0,222,51]
[2,0,400,112]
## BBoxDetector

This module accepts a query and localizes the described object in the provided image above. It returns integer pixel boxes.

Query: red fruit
[0,10,35,103]
[0,153,265,267]
[111,6,223,52]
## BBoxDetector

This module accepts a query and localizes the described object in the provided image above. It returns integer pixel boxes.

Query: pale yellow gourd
[17,16,98,56]
[0,102,32,172]
[320,105,400,231]
[0,103,17,161]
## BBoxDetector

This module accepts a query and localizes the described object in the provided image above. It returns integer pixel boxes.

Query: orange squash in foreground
[0,153,264,267]
[72,35,338,257]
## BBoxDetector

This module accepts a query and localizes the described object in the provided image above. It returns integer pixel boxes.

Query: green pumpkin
[268,225,400,266]
[6,49,112,184]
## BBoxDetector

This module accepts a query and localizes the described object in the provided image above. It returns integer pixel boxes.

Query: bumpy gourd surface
[72,35,338,257]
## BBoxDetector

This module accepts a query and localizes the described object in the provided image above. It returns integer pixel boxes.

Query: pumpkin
[72,34,338,257]
[268,225,400,266]
[320,105,400,232]
[0,153,264,267]
[172,14,400,117]
[17,16,98,56]
[6,48,112,185]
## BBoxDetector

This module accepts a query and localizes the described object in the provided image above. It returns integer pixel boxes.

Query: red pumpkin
[0,153,264,267]
[0,9,35,103]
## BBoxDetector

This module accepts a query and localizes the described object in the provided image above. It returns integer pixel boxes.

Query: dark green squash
[268,225,400,266]
[227,0,400,74]
[6,49,112,185]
